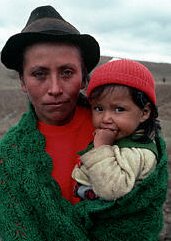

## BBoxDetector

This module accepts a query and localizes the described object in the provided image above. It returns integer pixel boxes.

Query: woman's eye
[32,71,46,80]
[61,69,73,78]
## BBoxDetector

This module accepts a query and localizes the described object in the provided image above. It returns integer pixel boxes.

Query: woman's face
[21,42,84,125]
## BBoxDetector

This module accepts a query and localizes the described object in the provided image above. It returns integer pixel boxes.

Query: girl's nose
[48,76,63,96]
[102,111,113,123]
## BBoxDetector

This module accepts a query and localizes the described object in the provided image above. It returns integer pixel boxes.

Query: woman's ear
[81,80,86,90]
[20,76,27,93]
[140,103,151,123]
[81,71,89,90]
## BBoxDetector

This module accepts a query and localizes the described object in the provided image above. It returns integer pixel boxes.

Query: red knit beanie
[87,59,156,104]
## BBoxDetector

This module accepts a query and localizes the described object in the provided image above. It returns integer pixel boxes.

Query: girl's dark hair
[89,84,160,143]
[129,87,160,142]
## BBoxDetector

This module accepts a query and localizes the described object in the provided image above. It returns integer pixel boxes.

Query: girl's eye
[115,107,125,113]
[93,106,103,112]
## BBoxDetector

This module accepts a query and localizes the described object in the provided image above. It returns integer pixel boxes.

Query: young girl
[72,59,164,201]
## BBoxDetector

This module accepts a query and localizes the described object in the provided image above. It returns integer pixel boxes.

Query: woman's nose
[48,76,63,96]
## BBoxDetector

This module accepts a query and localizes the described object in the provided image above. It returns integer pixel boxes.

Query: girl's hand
[94,128,118,148]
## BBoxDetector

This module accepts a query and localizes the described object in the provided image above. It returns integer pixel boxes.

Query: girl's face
[90,86,151,140]
[20,42,84,125]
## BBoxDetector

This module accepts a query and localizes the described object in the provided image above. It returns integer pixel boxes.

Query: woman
[0,5,99,241]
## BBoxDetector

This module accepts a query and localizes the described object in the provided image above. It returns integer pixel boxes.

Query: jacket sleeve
[72,163,91,186]
[80,145,157,200]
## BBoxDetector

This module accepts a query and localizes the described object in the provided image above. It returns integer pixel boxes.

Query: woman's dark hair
[89,84,160,143]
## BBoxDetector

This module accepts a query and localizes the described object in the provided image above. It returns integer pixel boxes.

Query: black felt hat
[1,5,100,73]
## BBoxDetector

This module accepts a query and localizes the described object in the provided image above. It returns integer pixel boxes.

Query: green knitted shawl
[0,105,89,241]
[0,105,168,241]
[74,132,168,241]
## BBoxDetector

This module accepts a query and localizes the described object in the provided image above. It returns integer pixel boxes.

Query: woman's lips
[43,101,68,109]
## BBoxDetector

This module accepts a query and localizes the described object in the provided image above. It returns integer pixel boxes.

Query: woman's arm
[0,169,46,241]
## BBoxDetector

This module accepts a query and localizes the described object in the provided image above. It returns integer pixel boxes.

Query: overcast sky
[0,0,171,63]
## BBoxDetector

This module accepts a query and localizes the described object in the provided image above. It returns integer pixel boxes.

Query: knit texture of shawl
[74,131,169,241]
[0,105,89,241]
[0,104,168,241]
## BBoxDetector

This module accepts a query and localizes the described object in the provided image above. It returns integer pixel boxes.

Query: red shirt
[38,106,94,204]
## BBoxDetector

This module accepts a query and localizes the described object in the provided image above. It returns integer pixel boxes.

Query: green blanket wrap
[0,106,89,241]
[0,105,168,241]
[74,132,168,241]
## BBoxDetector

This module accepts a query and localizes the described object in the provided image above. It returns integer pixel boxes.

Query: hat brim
[1,32,100,73]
